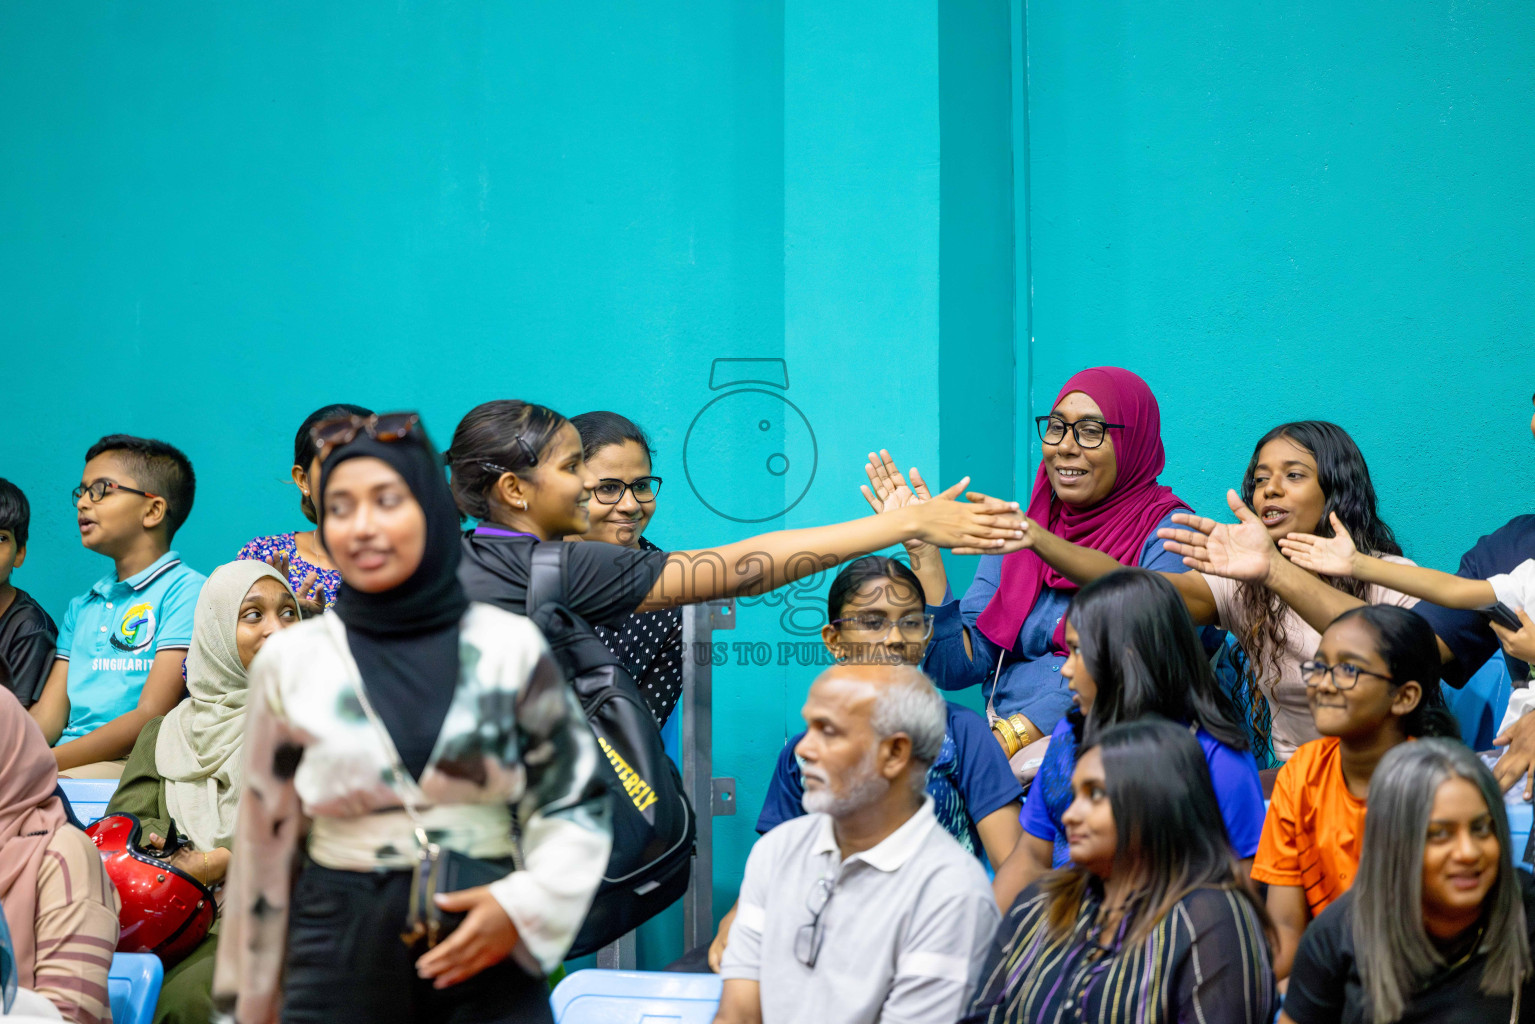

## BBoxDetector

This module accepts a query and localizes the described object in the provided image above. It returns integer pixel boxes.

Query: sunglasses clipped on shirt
[309,412,423,464]
[795,876,837,969]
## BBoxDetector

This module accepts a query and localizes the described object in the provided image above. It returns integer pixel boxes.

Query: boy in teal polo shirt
[29,435,205,777]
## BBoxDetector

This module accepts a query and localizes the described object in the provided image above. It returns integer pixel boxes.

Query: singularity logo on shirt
[110,602,158,652]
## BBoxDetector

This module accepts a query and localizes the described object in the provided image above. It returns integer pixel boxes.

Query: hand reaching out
[1277,513,1359,577]
[911,478,1023,551]
[862,450,934,554]
[950,506,1043,556]
[1156,490,1280,582]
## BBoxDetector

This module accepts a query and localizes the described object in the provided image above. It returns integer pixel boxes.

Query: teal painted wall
[16,0,1529,974]
[1020,0,1535,568]
[2,0,1015,965]
[940,0,1017,605]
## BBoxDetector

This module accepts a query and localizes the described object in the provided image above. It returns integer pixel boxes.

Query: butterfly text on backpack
[598,735,660,813]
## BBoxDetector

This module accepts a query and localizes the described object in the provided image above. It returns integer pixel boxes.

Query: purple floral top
[235,532,343,608]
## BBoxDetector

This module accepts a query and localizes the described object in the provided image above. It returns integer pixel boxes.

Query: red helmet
[85,814,216,967]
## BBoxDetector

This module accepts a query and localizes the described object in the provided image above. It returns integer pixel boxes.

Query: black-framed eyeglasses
[830,613,935,643]
[310,412,422,464]
[72,480,160,504]
[1035,416,1125,449]
[794,876,837,969]
[1300,659,1394,690]
[593,476,663,505]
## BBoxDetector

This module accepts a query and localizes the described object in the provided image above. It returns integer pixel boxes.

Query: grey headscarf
[156,560,295,850]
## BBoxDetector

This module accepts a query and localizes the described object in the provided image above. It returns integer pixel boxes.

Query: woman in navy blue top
[992,568,1265,910]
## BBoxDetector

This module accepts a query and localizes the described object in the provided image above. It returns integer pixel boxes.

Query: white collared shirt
[721,796,1000,1024]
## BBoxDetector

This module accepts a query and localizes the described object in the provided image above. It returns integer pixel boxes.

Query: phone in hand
[1478,602,1524,631]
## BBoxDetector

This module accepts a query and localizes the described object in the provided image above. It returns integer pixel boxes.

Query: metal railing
[597,598,736,969]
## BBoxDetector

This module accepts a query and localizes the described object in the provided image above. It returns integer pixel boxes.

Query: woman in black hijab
[215,413,612,1024]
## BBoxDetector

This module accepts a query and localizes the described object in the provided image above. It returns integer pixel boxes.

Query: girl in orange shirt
[1253,604,1459,981]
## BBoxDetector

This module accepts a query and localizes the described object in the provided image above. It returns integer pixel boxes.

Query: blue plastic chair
[1443,651,1514,751]
[107,953,162,1024]
[551,969,722,1024]
[660,705,682,768]
[59,778,119,826]
[1507,799,1532,872]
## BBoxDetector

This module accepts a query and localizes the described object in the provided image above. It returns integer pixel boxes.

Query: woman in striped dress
[962,717,1275,1024]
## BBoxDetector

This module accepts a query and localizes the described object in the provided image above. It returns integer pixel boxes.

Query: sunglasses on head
[310,412,422,464]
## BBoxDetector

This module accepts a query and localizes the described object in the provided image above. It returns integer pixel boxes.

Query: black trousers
[281,862,553,1024]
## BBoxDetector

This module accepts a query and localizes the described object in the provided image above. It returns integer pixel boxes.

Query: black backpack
[525,543,695,957]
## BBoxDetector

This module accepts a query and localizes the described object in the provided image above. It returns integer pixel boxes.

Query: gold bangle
[993,715,1032,757]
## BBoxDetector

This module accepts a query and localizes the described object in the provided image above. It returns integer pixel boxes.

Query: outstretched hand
[862,450,934,554]
[414,887,520,990]
[951,507,1043,557]
[1156,489,1279,582]
[1277,513,1359,577]
[912,477,1024,551]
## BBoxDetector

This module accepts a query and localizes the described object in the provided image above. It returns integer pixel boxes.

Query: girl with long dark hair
[1283,739,1534,1024]
[962,718,1276,1023]
[990,569,1265,909]
[1254,604,1461,981]
[990,420,1421,763]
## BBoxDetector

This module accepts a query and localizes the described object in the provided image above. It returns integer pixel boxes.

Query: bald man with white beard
[714,663,1000,1024]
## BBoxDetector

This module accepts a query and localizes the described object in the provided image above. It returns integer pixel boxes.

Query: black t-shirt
[0,588,58,707]
[1415,514,1535,688]
[1284,872,1535,1024]
[458,532,671,629]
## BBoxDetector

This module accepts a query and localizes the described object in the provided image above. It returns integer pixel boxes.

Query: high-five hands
[1277,514,1360,577]
[861,449,1029,555]
[1156,490,1280,582]
[862,450,935,554]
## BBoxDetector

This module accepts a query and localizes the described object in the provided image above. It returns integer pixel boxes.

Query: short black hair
[84,435,197,539]
[293,403,373,523]
[569,410,655,465]
[0,478,30,548]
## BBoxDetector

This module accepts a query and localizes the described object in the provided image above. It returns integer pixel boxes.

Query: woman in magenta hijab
[867,367,1190,760]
